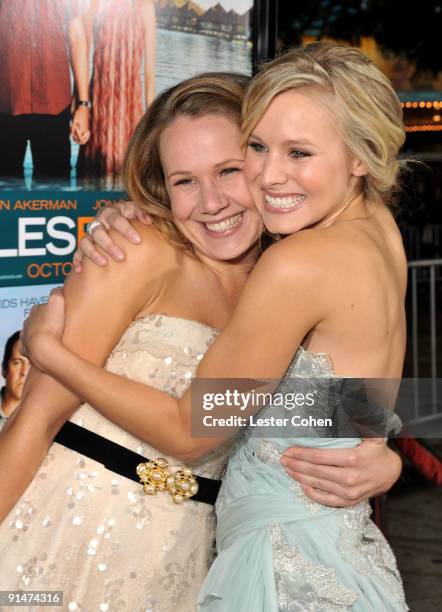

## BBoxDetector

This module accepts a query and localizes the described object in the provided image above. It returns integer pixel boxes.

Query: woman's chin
[193,227,261,262]
[206,244,254,262]
[264,220,299,236]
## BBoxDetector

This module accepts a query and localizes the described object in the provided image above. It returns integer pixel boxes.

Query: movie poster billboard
[0,0,254,379]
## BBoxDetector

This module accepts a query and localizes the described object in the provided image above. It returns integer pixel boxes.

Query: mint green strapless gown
[197,347,408,611]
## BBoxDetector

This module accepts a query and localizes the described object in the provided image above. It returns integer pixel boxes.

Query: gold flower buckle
[136,457,199,504]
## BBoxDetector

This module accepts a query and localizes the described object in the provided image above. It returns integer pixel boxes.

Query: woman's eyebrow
[214,158,244,168]
[249,133,314,147]
[283,138,314,146]
[167,170,192,179]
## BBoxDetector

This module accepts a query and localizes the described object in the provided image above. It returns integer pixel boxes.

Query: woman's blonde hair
[122,72,249,249]
[243,42,407,205]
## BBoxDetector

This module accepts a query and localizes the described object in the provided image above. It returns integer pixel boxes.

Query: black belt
[54,421,221,505]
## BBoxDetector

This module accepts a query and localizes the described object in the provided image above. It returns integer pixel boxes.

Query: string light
[405,124,442,132]
[401,100,442,109]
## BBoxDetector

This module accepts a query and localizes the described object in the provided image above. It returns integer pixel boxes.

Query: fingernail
[131,233,141,244]
[111,249,124,261]
[280,457,288,467]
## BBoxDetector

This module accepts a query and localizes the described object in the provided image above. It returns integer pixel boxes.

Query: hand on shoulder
[62,223,179,360]
[75,222,175,285]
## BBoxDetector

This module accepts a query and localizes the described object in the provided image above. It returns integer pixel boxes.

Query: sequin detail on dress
[0,315,229,612]
[270,523,358,610]
[337,503,409,609]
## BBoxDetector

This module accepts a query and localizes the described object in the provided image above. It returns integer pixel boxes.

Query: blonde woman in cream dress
[0,72,263,611]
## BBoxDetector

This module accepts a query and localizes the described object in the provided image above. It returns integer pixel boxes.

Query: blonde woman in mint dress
[15,45,408,611]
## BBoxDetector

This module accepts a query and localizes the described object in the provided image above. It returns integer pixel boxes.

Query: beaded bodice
[69,313,228,479]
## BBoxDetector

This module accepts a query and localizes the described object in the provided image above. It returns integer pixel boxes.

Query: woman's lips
[264,193,306,213]
[202,212,244,237]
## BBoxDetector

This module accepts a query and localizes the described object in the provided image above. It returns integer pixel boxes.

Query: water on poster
[16,29,252,190]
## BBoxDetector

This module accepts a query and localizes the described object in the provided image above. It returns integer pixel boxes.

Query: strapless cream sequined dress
[0,315,228,612]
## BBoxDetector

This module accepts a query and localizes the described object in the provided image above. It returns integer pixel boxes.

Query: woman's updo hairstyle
[243,42,407,205]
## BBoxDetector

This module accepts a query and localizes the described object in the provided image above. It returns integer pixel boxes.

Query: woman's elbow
[158,441,214,464]
[174,439,222,464]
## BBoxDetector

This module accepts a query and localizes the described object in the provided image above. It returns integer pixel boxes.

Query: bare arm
[0,224,164,522]
[27,233,402,504]
[0,367,80,522]
[25,236,325,462]
[20,330,403,507]
[69,15,90,144]
[141,0,156,107]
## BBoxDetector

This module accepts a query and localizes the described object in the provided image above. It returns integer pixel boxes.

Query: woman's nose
[199,183,229,216]
[260,153,287,189]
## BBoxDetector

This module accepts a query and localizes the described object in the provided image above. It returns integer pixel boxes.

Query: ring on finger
[86,220,104,237]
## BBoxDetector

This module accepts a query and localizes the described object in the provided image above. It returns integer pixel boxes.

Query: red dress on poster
[79,0,156,183]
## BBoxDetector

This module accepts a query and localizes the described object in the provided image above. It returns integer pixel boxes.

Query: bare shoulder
[320,212,406,280]
[107,222,176,271]
[65,223,178,300]
[269,220,391,270]
[239,231,335,326]
[258,214,406,310]
[252,224,382,304]
[256,228,339,282]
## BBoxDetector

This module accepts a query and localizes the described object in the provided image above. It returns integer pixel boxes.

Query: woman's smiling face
[244,90,366,235]
[160,113,263,262]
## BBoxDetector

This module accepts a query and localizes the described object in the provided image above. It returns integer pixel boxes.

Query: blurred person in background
[0,332,30,428]
[78,0,156,183]
[0,0,90,181]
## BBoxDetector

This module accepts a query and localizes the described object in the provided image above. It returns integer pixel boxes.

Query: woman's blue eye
[289,150,309,159]
[248,142,266,153]
[221,167,241,176]
[174,178,192,186]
